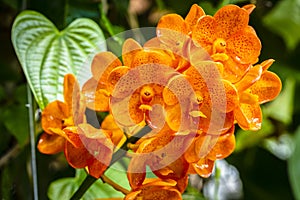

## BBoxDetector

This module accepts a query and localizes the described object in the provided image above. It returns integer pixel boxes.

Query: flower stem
[70,125,152,200]
[101,174,130,195]
[70,175,97,200]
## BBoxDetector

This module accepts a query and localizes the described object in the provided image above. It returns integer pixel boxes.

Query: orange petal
[131,185,182,200]
[227,30,261,64]
[165,104,183,131]
[63,74,85,125]
[196,105,234,134]
[77,123,112,141]
[163,87,178,106]
[65,140,90,168]
[222,79,238,112]
[109,67,141,99]
[111,93,144,127]
[152,156,189,181]
[164,74,194,104]
[234,64,263,92]
[185,4,205,30]
[242,4,256,14]
[131,50,174,79]
[87,158,110,179]
[192,15,216,51]
[261,59,275,71]
[184,65,206,92]
[235,103,262,131]
[101,114,125,146]
[91,52,122,84]
[41,100,69,134]
[82,78,110,112]
[176,174,189,193]
[127,156,147,190]
[192,158,215,178]
[122,38,143,67]
[146,102,166,131]
[214,5,249,39]
[249,71,282,104]
[157,14,189,50]
[63,74,79,113]
[207,126,235,160]
[37,133,65,154]
[107,66,131,95]
[221,57,251,84]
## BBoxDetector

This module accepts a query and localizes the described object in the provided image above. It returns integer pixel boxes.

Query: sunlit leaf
[288,127,300,200]
[12,10,106,109]
[263,0,300,50]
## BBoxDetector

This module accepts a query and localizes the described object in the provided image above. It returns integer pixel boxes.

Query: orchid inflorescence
[37,4,281,199]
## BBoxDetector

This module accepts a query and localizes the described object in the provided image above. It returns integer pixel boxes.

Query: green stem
[70,125,152,200]
[70,175,97,200]
[101,174,130,194]
[27,84,39,200]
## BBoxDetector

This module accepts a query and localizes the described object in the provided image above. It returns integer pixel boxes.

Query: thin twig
[0,144,20,168]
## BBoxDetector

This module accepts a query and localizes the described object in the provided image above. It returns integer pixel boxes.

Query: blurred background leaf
[288,127,300,200]
[263,0,300,50]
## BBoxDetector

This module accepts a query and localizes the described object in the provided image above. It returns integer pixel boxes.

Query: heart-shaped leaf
[12,10,106,109]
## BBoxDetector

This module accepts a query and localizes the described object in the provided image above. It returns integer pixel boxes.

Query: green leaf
[11,10,106,109]
[47,170,122,200]
[264,78,295,125]
[104,160,131,191]
[48,167,126,199]
[288,127,300,200]
[263,0,300,50]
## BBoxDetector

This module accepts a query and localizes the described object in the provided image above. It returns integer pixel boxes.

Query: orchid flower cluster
[37,4,281,199]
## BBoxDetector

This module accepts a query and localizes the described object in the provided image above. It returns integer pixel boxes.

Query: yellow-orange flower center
[213,38,227,54]
[140,86,155,103]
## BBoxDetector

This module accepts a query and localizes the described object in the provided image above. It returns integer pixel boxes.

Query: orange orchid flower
[234,59,282,130]
[82,51,122,112]
[101,114,126,147]
[156,4,205,55]
[63,123,114,178]
[127,125,192,190]
[107,39,177,127]
[38,74,85,154]
[191,4,261,83]
[185,125,235,178]
[162,61,238,134]
[125,178,182,200]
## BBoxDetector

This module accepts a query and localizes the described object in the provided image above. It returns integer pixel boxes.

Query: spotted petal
[185,4,205,30]
[227,30,261,64]
[214,5,250,39]
[91,52,122,84]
